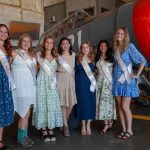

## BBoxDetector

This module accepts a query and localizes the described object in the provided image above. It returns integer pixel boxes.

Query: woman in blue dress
[75,41,96,135]
[113,27,146,139]
[0,24,14,150]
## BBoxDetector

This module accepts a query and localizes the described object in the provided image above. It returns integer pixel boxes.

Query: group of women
[0,24,147,150]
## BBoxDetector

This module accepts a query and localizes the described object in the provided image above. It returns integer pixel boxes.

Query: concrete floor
[4,102,150,150]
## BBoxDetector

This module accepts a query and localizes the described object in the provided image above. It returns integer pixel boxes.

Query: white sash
[17,49,36,85]
[37,53,57,89]
[99,58,112,90]
[0,49,16,90]
[118,63,132,84]
[58,56,74,76]
[81,57,96,92]
[115,51,131,84]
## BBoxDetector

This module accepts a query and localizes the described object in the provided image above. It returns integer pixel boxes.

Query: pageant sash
[99,58,112,90]
[81,57,96,92]
[58,56,74,76]
[17,49,36,85]
[115,51,131,84]
[118,63,132,84]
[37,53,57,89]
[0,49,16,90]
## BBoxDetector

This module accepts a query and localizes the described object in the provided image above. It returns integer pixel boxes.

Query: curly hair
[77,41,95,64]
[40,36,56,58]
[95,40,113,63]
[57,37,73,55]
[18,33,34,57]
[0,24,12,56]
[113,27,130,52]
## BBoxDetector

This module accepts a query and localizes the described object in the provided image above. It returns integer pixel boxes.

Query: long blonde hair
[18,33,34,57]
[113,27,130,52]
[77,41,95,64]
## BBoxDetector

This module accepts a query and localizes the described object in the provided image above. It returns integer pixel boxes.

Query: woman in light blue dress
[32,36,63,142]
[113,27,146,139]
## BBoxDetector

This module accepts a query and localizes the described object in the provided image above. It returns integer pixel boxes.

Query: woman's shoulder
[127,43,135,49]
[72,51,76,56]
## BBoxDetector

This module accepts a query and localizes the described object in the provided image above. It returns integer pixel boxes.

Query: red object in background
[133,0,150,61]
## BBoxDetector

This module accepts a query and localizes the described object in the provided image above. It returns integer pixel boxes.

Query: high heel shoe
[108,120,115,129]
[100,124,110,134]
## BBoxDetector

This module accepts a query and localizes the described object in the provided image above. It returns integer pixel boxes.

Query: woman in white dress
[11,33,36,148]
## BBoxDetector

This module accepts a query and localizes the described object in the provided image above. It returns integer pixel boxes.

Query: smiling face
[45,38,54,51]
[0,25,9,42]
[21,36,31,51]
[60,39,70,52]
[99,42,107,54]
[82,43,90,55]
[116,29,125,42]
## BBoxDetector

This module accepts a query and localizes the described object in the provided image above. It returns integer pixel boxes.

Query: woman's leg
[100,120,109,134]
[18,109,30,130]
[122,97,133,135]
[0,128,3,148]
[116,96,126,133]
[61,106,68,127]
[86,120,91,135]
[66,106,73,120]
[61,106,70,136]
[81,120,86,135]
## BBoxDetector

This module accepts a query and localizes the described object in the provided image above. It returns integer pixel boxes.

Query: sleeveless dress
[96,61,116,120]
[0,56,14,127]
[75,63,96,120]
[11,54,36,118]
[32,59,63,129]
[113,43,147,98]
[57,52,77,107]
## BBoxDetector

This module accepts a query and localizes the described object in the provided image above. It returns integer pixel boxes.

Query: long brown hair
[41,36,56,58]
[58,37,73,55]
[18,33,34,57]
[0,24,12,56]
[113,27,130,52]
[77,41,95,64]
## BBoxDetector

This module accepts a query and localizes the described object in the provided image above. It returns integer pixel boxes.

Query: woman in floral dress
[32,36,63,142]
[0,24,14,150]
[113,27,146,139]
[95,40,116,134]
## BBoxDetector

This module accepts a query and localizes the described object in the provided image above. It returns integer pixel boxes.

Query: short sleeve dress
[113,43,147,98]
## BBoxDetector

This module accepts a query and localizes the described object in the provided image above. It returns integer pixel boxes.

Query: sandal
[121,132,133,140]
[117,132,126,138]
[42,129,50,142]
[100,124,110,134]
[0,141,9,150]
[48,130,56,142]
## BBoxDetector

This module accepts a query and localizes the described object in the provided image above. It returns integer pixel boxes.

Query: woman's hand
[129,74,139,79]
